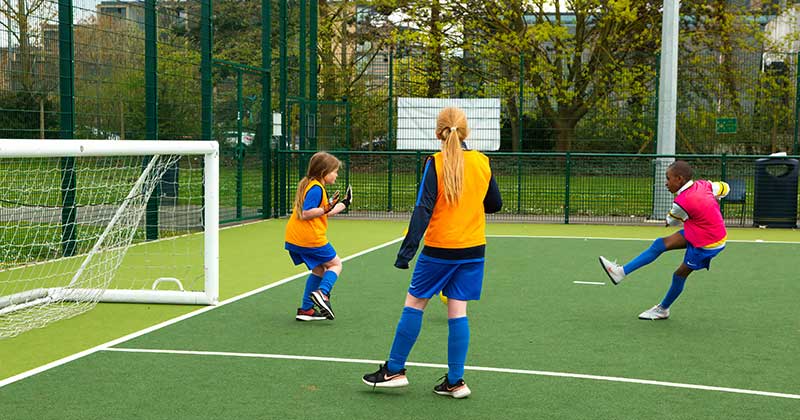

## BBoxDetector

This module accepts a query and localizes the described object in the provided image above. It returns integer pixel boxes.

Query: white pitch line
[573,281,605,285]
[102,347,800,400]
[0,236,404,389]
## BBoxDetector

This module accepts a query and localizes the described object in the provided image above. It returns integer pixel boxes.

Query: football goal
[0,139,219,339]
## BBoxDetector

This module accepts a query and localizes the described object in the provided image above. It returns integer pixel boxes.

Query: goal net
[0,139,219,339]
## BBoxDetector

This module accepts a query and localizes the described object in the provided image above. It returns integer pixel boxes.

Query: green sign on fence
[715,117,737,134]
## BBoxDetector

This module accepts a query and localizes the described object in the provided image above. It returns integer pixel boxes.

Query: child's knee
[325,257,342,272]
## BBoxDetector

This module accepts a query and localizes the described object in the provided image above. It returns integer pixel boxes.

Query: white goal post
[0,139,219,339]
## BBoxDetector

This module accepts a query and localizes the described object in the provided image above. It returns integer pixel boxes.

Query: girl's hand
[328,190,340,208]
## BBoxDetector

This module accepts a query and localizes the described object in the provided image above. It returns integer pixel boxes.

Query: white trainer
[638,304,670,320]
[598,256,625,285]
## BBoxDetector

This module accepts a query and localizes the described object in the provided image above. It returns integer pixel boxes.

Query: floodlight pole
[653,0,680,220]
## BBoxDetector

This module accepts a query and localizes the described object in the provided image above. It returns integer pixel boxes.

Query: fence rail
[274,151,800,228]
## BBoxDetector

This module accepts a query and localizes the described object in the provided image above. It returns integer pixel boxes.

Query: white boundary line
[0,236,404,389]
[101,347,800,400]
[486,234,800,244]
[573,281,605,285]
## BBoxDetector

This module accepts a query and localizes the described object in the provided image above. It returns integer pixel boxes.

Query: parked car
[359,137,387,151]
[223,131,255,147]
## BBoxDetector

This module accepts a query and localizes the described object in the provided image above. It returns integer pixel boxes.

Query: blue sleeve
[484,175,502,214]
[302,185,323,211]
[395,157,437,268]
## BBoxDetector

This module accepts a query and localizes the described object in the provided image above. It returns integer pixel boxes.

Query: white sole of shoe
[310,291,335,320]
[295,315,326,321]
[362,377,409,388]
[434,386,471,399]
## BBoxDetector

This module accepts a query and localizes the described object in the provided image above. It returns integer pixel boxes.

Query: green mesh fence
[4,2,800,228]
[213,60,267,222]
[0,1,270,224]
[277,150,800,228]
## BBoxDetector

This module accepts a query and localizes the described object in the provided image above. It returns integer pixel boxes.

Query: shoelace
[369,364,386,390]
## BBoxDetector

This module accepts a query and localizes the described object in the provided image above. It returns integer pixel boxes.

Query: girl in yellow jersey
[285,152,351,321]
[362,107,502,398]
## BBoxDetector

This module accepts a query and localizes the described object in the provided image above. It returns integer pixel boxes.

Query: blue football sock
[318,270,339,296]
[447,316,469,384]
[623,238,667,275]
[300,274,322,310]
[386,307,424,373]
[660,274,687,309]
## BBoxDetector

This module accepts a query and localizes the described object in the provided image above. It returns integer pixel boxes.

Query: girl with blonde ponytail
[363,107,503,399]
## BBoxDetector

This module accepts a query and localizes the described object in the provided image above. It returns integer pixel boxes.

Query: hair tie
[451,127,458,133]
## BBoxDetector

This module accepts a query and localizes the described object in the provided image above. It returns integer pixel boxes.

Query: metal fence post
[58,0,76,257]
[388,48,394,150]
[200,0,212,141]
[518,53,524,151]
[144,0,160,240]
[387,155,393,211]
[516,155,522,214]
[309,0,318,150]
[236,69,244,219]
[794,51,800,155]
[299,0,307,150]
[261,0,272,218]
[564,152,571,224]
[278,0,288,216]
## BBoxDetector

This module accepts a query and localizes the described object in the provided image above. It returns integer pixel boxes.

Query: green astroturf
[0,219,406,379]
[2,231,797,419]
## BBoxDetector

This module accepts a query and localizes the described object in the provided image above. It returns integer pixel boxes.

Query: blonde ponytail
[441,127,464,205]
[436,108,468,206]
[292,177,311,217]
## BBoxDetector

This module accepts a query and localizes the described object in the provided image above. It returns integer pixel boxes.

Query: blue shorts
[682,235,724,271]
[408,253,485,301]
[285,242,337,270]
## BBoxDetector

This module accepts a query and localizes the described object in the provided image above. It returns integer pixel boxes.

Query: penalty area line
[102,347,800,400]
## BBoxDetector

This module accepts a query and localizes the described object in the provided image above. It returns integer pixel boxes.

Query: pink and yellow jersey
[285,179,330,248]
[666,179,729,249]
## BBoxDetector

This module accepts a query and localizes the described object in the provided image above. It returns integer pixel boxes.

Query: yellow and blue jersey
[285,179,330,248]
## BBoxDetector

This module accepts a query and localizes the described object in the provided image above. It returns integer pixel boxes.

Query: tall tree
[1,0,58,138]
[518,0,660,151]
[0,0,55,90]
[317,0,392,148]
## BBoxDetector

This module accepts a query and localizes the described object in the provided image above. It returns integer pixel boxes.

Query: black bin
[752,157,798,228]
[159,161,180,206]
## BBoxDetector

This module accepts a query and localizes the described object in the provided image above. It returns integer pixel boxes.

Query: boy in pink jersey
[598,160,730,320]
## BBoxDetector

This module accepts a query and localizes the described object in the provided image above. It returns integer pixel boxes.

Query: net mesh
[0,153,206,339]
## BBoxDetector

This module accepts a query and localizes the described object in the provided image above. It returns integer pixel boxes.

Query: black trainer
[310,290,335,320]
[433,375,471,399]
[295,307,327,322]
[362,364,409,388]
